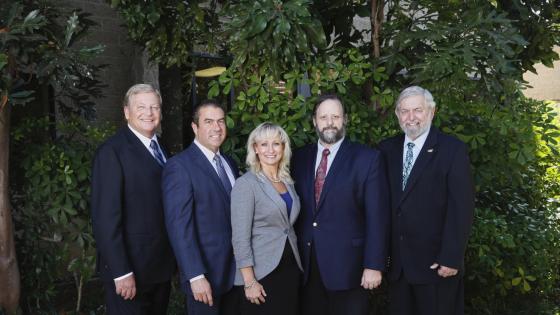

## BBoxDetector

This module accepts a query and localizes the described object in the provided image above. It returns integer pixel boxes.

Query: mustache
[321,126,339,132]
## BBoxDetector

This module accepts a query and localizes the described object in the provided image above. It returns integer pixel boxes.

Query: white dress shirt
[401,128,430,171]
[314,137,345,176]
[128,125,167,163]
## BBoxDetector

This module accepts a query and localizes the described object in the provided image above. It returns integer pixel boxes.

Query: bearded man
[292,94,390,315]
[378,86,474,315]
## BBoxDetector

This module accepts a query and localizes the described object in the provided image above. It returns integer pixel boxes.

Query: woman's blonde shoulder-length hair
[246,122,294,184]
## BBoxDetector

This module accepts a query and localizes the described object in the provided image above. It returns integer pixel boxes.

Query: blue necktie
[214,155,232,195]
[150,140,165,166]
[402,142,415,190]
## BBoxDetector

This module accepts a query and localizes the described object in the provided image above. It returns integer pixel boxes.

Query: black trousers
[240,242,301,315]
[103,280,171,315]
[389,271,464,315]
[185,286,241,315]
[300,246,370,315]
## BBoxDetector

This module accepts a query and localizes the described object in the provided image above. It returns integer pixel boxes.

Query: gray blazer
[231,171,303,285]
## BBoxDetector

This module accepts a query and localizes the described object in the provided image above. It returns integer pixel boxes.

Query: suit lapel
[305,144,319,214]
[287,183,300,224]
[123,127,162,169]
[399,127,439,205]
[389,134,405,203]
[315,139,350,212]
[255,173,290,225]
[189,144,230,201]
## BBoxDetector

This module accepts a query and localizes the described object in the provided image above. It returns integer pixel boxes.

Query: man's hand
[115,274,136,300]
[430,263,458,277]
[361,268,382,290]
[191,278,214,306]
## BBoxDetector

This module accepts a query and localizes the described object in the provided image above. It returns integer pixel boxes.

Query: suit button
[400,235,404,241]
[313,222,318,227]
[397,212,401,217]
[284,229,289,234]
[307,242,311,247]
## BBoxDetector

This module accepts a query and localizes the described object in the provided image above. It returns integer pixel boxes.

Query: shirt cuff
[114,272,133,282]
[189,274,205,283]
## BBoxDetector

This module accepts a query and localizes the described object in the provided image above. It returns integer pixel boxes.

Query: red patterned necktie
[314,148,331,205]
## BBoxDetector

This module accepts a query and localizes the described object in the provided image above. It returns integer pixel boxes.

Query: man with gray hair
[91,83,175,314]
[378,86,474,315]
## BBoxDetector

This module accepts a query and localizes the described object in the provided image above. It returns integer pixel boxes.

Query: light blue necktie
[214,155,232,195]
[402,142,415,190]
[150,140,165,166]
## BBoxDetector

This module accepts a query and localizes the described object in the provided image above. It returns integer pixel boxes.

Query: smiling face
[124,92,161,138]
[313,99,347,146]
[192,105,226,153]
[254,136,284,169]
[396,94,435,140]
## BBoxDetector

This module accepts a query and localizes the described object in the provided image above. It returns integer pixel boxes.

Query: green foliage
[209,48,394,165]
[226,0,327,80]
[431,89,560,314]
[1,1,105,117]
[11,117,114,313]
[208,52,560,314]
[110,0,223,67]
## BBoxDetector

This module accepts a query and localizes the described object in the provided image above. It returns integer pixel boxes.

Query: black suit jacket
[91,127,175,285]
[378,127,474,284]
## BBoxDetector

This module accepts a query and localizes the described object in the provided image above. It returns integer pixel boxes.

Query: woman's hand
[244,280,267,305]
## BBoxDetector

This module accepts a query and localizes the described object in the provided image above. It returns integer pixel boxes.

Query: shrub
[209,52,560,314]
[10,117,113,313]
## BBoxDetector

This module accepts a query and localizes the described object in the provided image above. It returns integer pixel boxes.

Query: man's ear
[191,121,198,136]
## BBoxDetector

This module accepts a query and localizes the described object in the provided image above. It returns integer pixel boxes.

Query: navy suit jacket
[91,127,175,285]
[378,127,474,284]
[292,138,389,291]
[162,143,239,295]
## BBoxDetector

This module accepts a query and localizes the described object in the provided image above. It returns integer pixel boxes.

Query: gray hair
[395,86,436,111]
[246,122,293,184]
[123,83,162,107]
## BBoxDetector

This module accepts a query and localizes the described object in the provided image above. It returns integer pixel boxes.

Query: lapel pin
[427,148,434,153]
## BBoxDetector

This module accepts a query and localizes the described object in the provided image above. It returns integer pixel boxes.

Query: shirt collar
[317,136,344,156]
[128,124,157,148]
[404,126,430,149]
[194,139,221,162]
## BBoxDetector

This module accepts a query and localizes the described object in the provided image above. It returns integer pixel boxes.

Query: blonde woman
[231,122,302,315]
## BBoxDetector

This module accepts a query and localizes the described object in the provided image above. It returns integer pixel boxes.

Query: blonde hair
[246,122,293,184]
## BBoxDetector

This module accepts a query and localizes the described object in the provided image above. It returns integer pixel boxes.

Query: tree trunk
[371,0,383,60]
[368,0,385,111]
[0,104,20,314]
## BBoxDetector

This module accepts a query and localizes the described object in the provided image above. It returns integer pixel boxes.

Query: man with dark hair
[162,100,239,315]
[292,94,389,315]
[378,86,474,315]
[91,83,175,314]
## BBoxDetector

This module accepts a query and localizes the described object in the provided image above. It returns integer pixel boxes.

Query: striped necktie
[402,142,415,190]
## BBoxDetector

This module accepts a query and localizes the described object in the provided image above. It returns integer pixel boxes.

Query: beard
[401,121,431,140]
[316,125,346,144]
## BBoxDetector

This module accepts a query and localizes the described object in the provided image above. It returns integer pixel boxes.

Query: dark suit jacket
[162,143,239,295]
[292,138,389,291]
[378,127,474,284]
[91,127,175,286]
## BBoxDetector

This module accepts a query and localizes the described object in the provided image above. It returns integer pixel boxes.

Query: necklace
[261,172,281,183]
